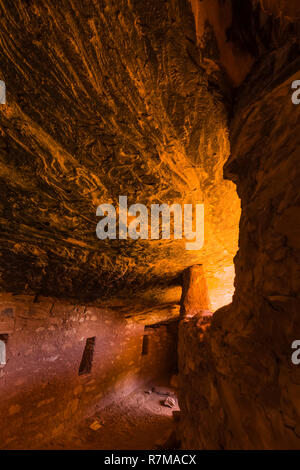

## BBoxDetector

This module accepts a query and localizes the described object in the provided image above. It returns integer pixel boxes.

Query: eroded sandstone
[178,3,300,449]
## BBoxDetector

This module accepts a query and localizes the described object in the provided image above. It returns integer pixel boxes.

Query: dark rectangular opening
[142,334,149,356]
[79,337,96,376]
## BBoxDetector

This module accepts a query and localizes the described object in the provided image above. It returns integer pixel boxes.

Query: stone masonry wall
[140,321,178,381]
[0,293,177,449]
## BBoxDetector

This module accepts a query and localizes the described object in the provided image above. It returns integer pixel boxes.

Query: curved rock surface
[0,0,240,310]
[178,2,300,449]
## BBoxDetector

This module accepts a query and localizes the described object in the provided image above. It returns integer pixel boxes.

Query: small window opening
[0,334,8,366]
[142,334,149,356]
[79,337,96,376]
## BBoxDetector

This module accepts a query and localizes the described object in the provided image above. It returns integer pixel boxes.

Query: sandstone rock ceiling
[0,0,240,309]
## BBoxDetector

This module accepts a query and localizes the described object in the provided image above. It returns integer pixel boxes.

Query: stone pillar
[177,265,214,448]
[180,265,211,319]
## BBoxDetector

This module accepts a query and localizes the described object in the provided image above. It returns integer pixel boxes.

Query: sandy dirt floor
[44,380,180,450]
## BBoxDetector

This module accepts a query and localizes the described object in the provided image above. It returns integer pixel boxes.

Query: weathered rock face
[1,0,299,451]
[0,0,240,310]
[256,0,300,18]
[0,1,250,449]
[178,5,300,449]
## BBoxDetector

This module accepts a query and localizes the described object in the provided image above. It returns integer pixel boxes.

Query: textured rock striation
[0,0,243,448]
[0,0,240,310]
[0,0,299,451]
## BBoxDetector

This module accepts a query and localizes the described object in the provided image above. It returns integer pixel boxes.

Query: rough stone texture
[178,6,300,449]
[256,0,300,18]
[0,0,300,451]
[0,293,177,449]
[180,264,211,318]
[189,0,255,86]
[0,0,240,311]
[141,321,178,381]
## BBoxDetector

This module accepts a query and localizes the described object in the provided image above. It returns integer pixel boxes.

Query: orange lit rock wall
[256,0,300,18]
[178,35,300,449]
[0,293,177,449]
[0,0,240,313]
[188,0,255,86]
